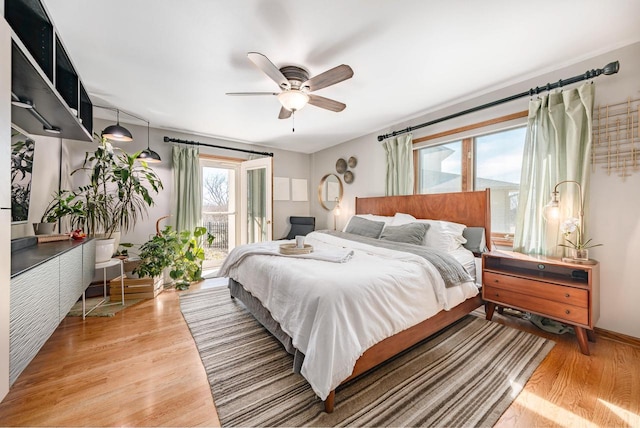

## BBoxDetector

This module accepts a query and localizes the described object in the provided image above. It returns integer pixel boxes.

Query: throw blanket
[320,230,474,288]
[217,241,354,279]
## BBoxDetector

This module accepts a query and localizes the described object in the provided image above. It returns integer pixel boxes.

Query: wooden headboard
[355,190,491,246]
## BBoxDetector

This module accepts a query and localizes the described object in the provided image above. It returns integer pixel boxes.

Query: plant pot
[32,222,56,235]
[95,238,116,263]
[573,248,589,261]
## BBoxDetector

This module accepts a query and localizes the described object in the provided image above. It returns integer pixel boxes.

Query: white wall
[311,42,640,339]
[62,119,311,245]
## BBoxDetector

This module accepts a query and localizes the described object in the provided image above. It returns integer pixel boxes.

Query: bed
[219,190,491,413]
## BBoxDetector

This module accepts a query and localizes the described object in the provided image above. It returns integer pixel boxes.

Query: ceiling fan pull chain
[292,111,295,133]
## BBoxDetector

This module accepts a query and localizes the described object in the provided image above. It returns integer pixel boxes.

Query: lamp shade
[138,148,162,163]
[277,90,309,112]
[102,123,133,142]
[542,199,560,221]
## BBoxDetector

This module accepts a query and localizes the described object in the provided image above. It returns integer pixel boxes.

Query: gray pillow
[380,222,430,245]
[344,216,386,238]
[462,227,487,254]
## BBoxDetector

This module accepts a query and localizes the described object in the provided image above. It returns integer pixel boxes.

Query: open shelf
[5,0,93,141]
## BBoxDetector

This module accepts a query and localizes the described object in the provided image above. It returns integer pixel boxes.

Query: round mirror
[318,173,343,211]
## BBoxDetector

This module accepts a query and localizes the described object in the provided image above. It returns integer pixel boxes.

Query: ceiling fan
[227,52,354,121]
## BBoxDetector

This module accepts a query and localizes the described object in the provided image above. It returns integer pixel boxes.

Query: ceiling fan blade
[308,94,346,112]
[226,92,278,96]
[302,64,353,92]
[247,52,291,90]
[278,107,292,119]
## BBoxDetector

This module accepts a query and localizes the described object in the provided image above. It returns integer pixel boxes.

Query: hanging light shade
[277,90,309,112]
[101,109,133,142]
[137,121,162,163]
[138,148,162,163]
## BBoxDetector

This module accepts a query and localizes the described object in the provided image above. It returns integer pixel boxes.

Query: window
[417,141,463,194]
[416,126,526,236]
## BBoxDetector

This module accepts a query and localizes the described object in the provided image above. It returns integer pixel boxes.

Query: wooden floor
[0,279,638,427]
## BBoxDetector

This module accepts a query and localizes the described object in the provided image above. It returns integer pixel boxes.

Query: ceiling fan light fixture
[278,90,309,112]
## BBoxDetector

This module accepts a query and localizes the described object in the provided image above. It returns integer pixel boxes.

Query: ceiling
[43,0,640,154]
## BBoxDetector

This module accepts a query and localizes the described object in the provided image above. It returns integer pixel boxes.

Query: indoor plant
[558,217,602,260]
[46,135,163,260]
[133,225,214,290]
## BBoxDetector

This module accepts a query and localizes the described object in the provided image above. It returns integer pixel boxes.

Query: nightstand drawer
[483,284,589,325]
[483,271,588,308]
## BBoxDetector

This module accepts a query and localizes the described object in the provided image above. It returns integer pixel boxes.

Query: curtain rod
[377,60,620,142]
[163,136,274,157]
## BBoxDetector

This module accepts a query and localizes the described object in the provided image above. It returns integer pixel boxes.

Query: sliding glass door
[240,157,273,244]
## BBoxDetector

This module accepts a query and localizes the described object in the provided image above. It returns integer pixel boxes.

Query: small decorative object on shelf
[559,217,601,264]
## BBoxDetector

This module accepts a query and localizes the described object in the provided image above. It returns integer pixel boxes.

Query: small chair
[284,216,315,240]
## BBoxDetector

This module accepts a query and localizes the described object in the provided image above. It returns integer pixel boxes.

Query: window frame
[413,111,528,247]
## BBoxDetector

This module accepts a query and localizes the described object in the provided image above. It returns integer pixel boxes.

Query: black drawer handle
[565,293,570,298]
[493,279,499,283]
[495,293,500,297]
[565,309,571,315]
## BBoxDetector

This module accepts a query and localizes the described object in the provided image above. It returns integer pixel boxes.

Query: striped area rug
[179,286,554,427]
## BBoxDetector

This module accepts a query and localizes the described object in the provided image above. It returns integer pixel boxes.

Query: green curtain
[383,134,414,196]
[171,146,202,233]
[513,83,594,256]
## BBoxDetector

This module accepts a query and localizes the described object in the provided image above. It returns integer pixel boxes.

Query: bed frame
[320,190,491,411]
[234,190,491,413]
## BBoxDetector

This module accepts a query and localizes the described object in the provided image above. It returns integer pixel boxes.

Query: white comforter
[217,231,478,401]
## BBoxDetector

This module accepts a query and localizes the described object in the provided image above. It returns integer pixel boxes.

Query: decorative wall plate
[344,170,354,184]
[336,158,347,174]
[348,156,357,168]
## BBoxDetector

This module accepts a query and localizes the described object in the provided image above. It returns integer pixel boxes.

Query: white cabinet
[9,240,95,386]
[59,246,83,321]
[9,257,59,385]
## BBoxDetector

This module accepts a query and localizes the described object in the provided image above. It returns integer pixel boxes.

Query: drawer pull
[565,293,570,298]
[493,279,499,283]
[565,309,571,315]
[495,293,500,297]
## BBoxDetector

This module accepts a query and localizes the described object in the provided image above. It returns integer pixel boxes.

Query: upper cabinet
[5,0,93,141]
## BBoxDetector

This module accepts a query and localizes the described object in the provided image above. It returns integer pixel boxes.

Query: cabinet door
[9,257,59,386]
[82,239,95,289]
[59,246,83,321]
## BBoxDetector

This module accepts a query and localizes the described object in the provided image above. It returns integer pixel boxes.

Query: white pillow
[342,214,394,233]
[392,213,467,252]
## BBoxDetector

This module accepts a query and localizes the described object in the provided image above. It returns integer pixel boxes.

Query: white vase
[573,248,589,261]
[32,222,56,235]
[95,238,116,263]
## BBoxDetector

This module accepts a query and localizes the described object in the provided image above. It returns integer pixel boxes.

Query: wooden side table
[482,250,599,355]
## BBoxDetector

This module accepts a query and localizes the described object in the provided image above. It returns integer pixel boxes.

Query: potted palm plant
[48,135,163,261]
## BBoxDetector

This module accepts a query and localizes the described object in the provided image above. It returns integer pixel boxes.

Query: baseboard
[595,327,640,348]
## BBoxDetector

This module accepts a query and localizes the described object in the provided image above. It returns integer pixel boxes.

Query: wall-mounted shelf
[5,0,93,141]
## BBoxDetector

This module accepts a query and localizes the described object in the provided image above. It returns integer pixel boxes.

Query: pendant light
[101,109,133,142]
[137,121,162,163]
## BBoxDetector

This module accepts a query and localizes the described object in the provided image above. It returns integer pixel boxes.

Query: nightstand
[482,250,599,355]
